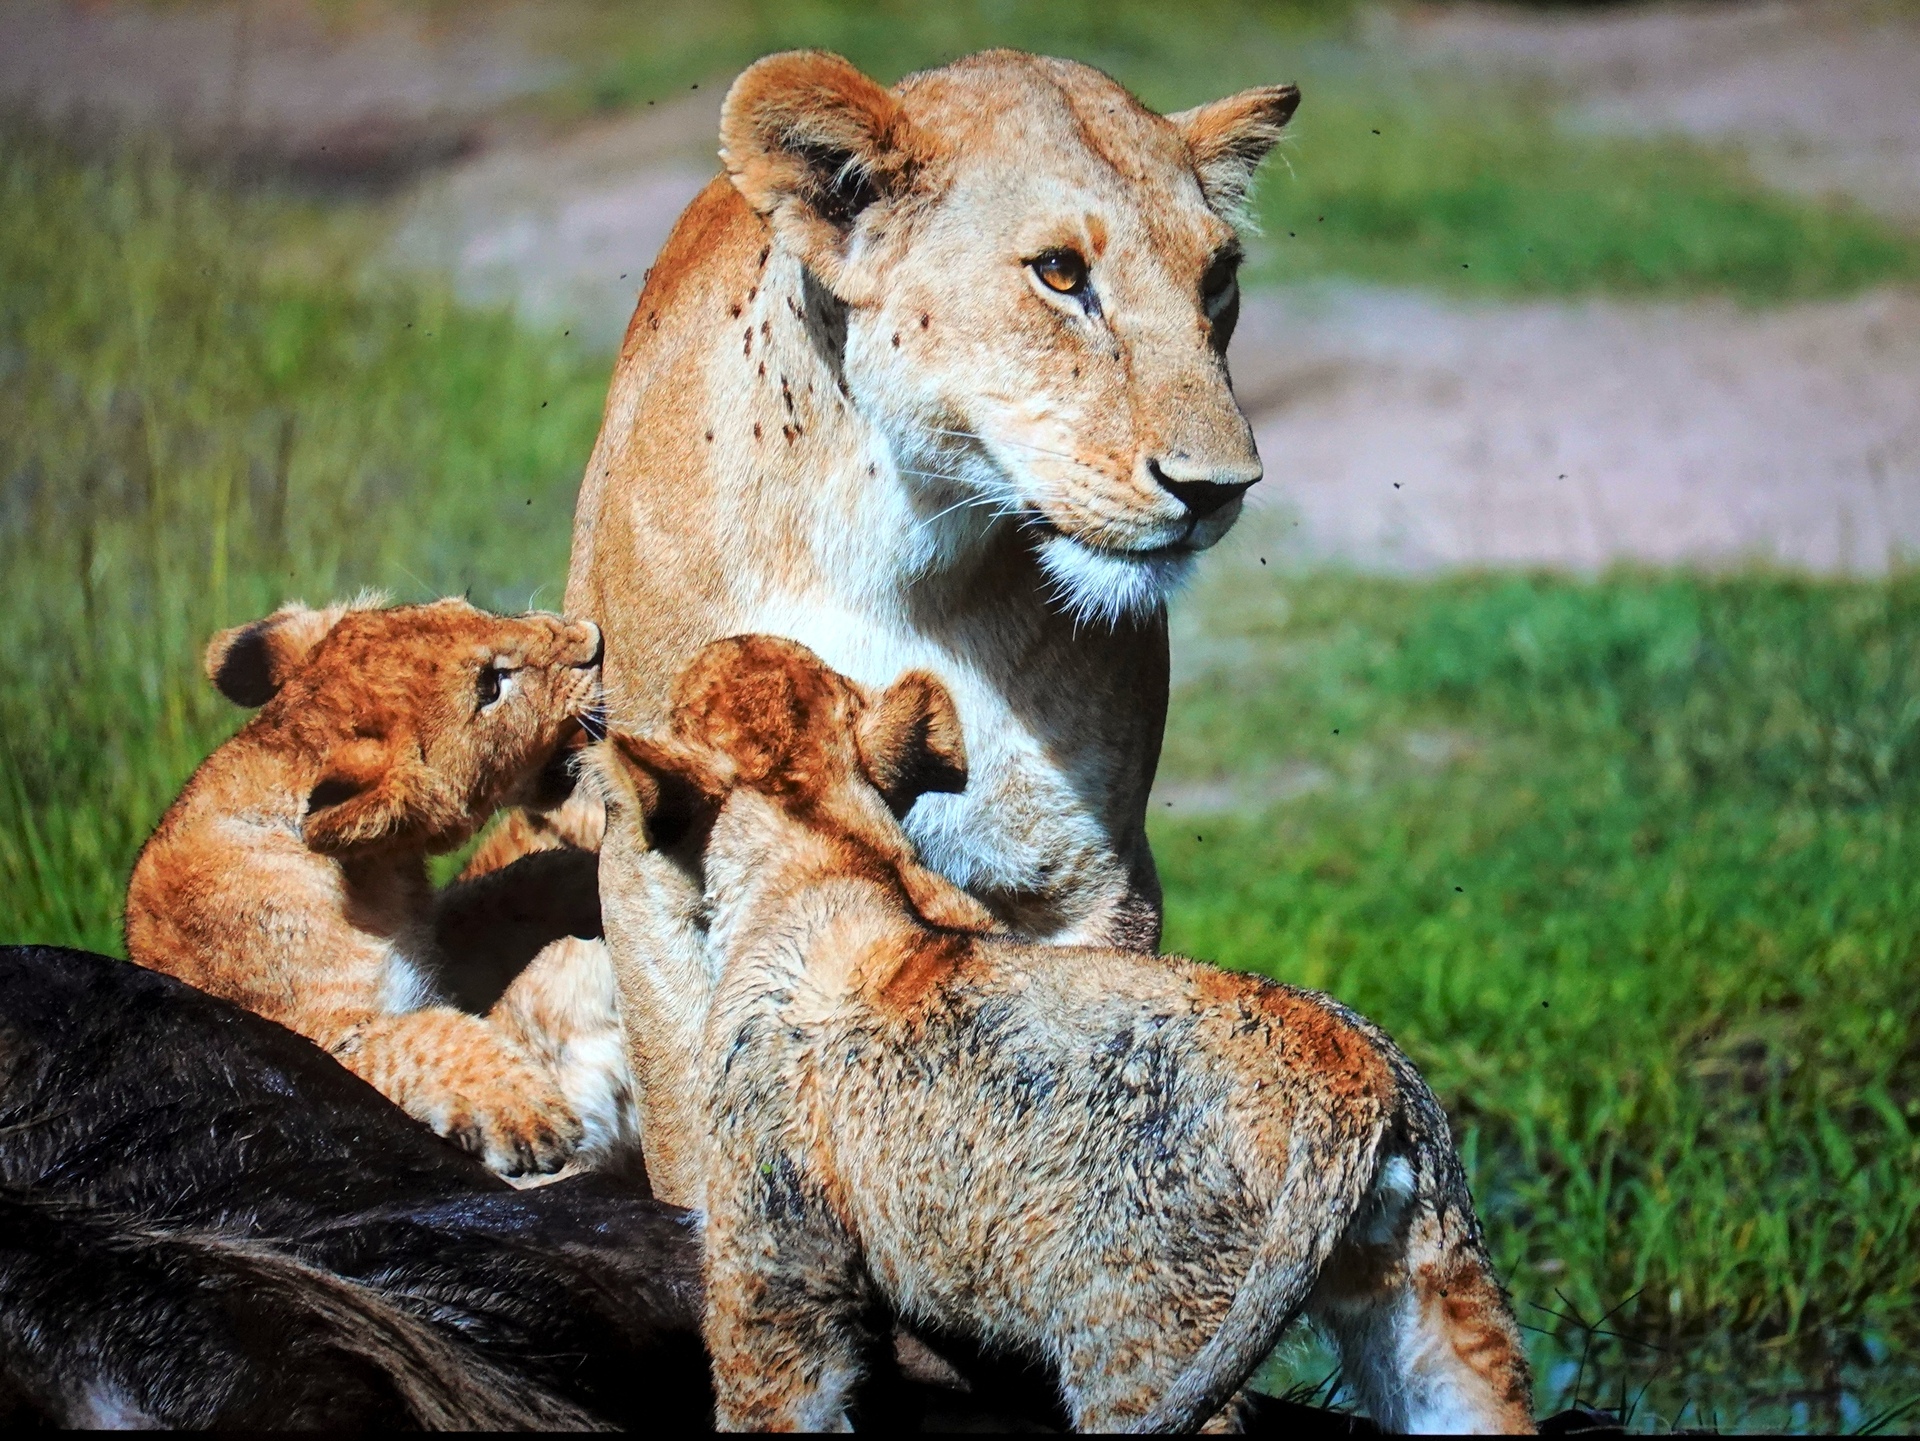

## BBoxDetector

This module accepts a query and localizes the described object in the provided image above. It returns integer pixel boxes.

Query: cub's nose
[1148,458,1260,520]
[571,620,603,668]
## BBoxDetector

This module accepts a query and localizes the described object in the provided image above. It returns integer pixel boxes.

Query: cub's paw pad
[478,1102,584,1177]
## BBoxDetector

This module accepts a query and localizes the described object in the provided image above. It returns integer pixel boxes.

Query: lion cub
[126,597,631,1179]
[595,635,1534,1434]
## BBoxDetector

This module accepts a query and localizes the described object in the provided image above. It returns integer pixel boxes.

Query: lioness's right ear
[204,601,354,707]
[590,733,727,851]
[1170,83,1302,228]
[720,50,919,296]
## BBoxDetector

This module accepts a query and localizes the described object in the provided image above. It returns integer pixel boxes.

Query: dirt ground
[1391,0,1920,223]
[4,0,1917,573]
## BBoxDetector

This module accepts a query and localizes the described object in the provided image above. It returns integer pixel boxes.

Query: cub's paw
[447,1083,585,1178]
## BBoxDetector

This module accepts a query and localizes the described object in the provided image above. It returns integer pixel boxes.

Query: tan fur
[566,47,1298,1198]
[126,598,632,1178]
[595,637,1534,1433]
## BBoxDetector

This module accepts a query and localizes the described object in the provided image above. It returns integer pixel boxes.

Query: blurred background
[2,0,1916,1429]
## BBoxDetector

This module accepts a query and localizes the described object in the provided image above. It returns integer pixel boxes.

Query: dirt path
[1391,0,1920,223]
[6,0,1918,573]
[0,0,558,182]
[391,91,724,350]
[1228,283,1920,573]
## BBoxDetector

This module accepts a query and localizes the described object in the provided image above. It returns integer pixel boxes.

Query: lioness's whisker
[919,495,986,527]
[927,426,1082,465]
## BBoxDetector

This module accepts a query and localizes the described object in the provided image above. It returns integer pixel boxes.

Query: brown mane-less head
[594,636,992,939]
[204,598,603,857]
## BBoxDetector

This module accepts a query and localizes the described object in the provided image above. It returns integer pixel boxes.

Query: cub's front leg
[321,1007,583,1177]
[703,1151,877,1432]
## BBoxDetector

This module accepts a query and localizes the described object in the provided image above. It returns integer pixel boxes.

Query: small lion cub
[596,635,1535,1434]
[127,597,629,1179]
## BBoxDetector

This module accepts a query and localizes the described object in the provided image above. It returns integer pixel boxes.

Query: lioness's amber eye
[1031,249,1089,295]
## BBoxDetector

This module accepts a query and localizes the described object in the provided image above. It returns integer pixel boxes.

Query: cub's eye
[1029,249,1089,296]
[476,666,510,708]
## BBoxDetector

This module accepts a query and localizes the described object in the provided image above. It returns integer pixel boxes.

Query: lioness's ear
[1170,84,1301,225]
[301,737,417,855]
[592,732,727,851]
[856,670,967,816]
[204,600,357,707]
[720,50,917,293]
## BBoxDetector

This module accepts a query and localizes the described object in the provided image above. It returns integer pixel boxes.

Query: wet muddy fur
[0,945,710,1430]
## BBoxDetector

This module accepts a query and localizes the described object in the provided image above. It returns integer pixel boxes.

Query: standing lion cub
[125,597,632,1179]
[596,635,1534,1433]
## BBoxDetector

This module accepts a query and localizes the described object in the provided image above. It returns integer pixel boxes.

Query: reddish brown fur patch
[873,930,969,1013]
[668,634,856,793]
[1188,966,1392,1105]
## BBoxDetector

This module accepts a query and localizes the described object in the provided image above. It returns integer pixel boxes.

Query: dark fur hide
[0,944,710,1430]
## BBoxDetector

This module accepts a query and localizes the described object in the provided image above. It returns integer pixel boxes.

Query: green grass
[4,128,1919,1430]
[0,130,598,950]
[1158,547,1920,1428]
[542,0,1920,302]
[1252,90,1920,301]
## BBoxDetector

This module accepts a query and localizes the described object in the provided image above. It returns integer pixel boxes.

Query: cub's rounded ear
[856,670,967,816]
[720,50,920,295]
[1169,83,1301,226]
[204,600,356,707]
[589,733,727,852]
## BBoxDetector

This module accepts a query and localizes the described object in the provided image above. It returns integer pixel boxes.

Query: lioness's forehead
[898,52,1222,250]
[906,55,1177,149]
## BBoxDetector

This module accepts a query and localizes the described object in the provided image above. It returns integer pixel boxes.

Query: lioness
[593,636,1534,1434]
[125,598,631,1178]
[570,47,1298,1200]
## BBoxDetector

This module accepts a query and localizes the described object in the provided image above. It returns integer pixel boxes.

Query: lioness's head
[206,598,602,855]
[722,48,1297,622]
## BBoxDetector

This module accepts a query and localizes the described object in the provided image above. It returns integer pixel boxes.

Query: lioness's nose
[1148,457,1260,519]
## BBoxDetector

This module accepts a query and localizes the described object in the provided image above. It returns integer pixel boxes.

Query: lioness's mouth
[1029,516,1196,563]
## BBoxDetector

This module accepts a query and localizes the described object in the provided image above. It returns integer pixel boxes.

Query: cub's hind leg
[321,1007,583,1177]
[1308,1144,1534,1435]
[703,1160,877,1432]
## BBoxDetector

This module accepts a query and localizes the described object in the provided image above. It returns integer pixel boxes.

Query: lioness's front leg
[1023,828,1164,952]
[596,839,716,1207]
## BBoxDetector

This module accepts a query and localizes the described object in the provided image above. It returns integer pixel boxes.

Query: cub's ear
[856,670,967,816]
[300,736,418,855]
[719,50,919,294]
[1169,84,1301,225]
[590,732,727,851]
[204,600,358,707]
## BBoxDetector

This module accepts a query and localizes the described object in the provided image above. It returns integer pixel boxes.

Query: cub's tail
[1133,1122,1391,1434]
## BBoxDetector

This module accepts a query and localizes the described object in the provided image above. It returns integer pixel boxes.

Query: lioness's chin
[1036,532,1196,625]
